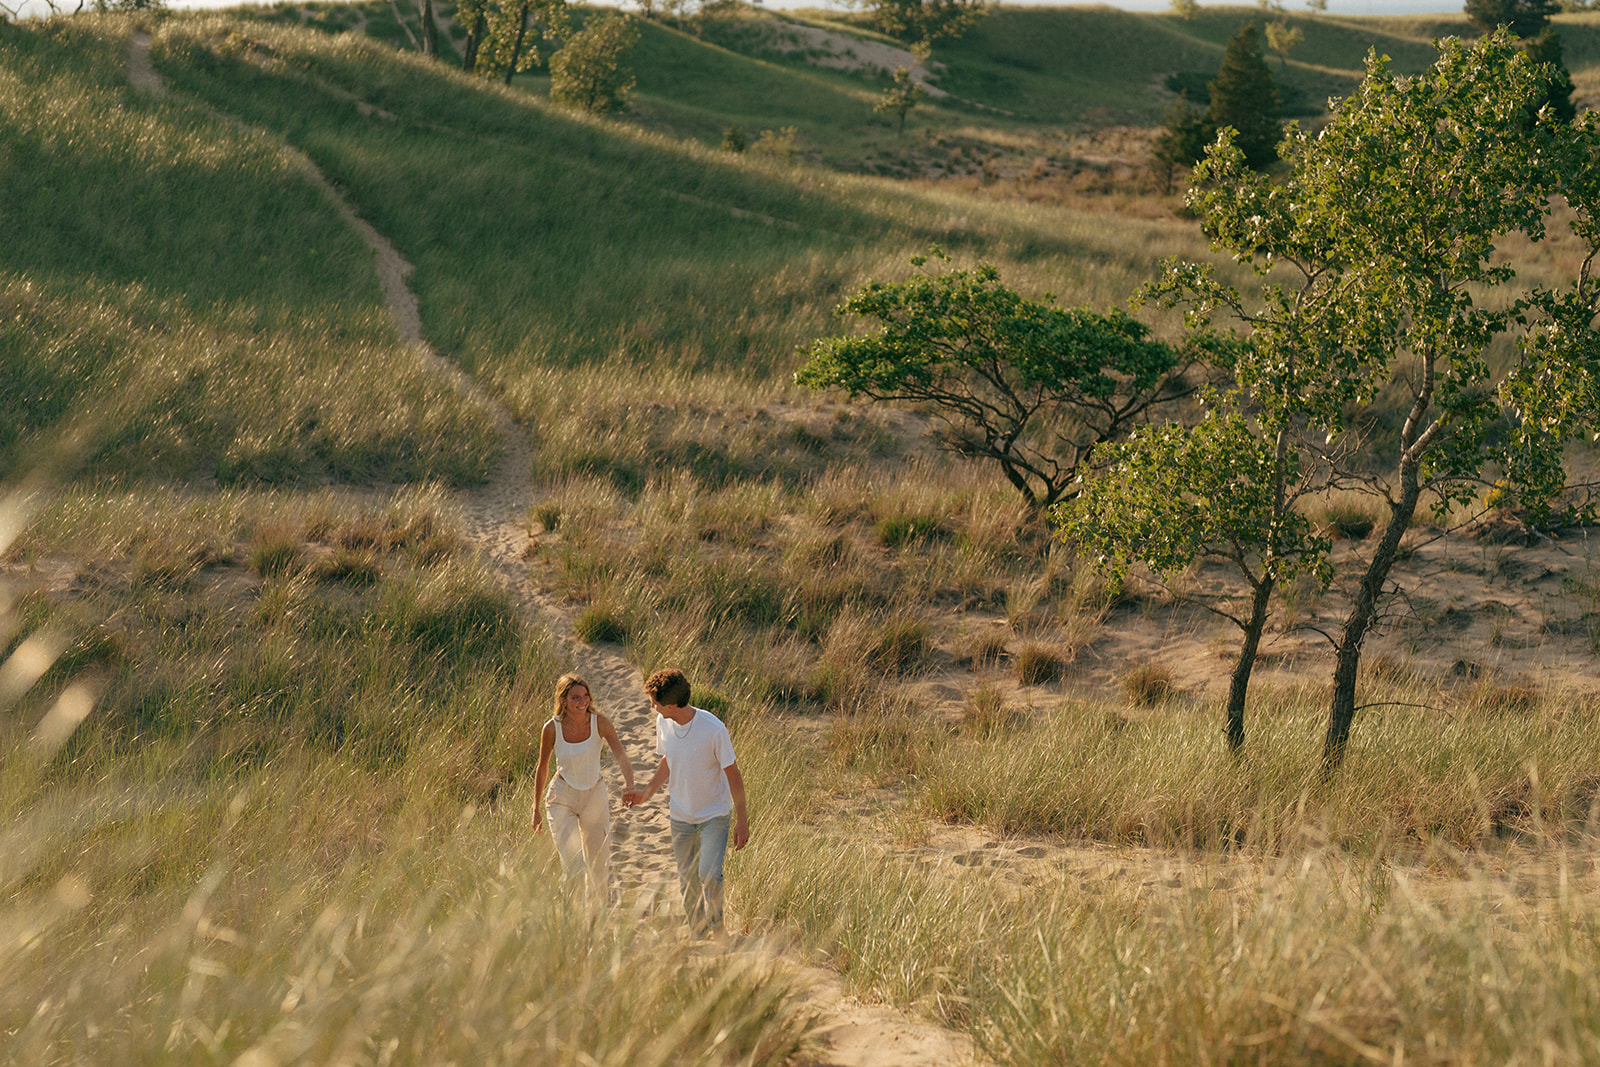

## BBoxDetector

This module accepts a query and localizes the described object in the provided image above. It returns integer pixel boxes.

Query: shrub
[532,502,561,532]
[249,524,303,578]
[1122,660,1175,708]
[963,683,1010,737]
[315,548,383,588]
[549,13,639,114]
[1014,642,1063,686]
[825,694,938,778]
[876,514,944,548]
[869,617,930,675]
[751,126,799,164]
[1315,496,1381,541]
[381,571,523,674]
[967,628,1009,669]
[575,603,630,644]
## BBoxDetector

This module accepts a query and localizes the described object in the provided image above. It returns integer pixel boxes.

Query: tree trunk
[462,14,486,71]
[419,0,438,57]
[504,6,530,86]
[1322,477,1421,770]
[1226,576,1274,753]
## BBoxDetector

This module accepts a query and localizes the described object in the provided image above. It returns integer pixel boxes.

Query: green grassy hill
[0,18,498,484]
[234,0,1600,192]
[255,1,1600,137]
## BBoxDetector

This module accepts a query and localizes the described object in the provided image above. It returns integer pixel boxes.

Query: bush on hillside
[549,13,639,114]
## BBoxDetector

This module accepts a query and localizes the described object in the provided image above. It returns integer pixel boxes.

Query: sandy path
[124,30,983,1066]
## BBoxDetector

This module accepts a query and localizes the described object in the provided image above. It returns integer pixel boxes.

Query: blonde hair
[553,673,593,722]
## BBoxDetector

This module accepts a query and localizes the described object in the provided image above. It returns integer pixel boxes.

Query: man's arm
[725,763,749,849]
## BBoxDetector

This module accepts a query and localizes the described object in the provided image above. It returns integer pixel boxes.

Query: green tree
[1465,0,1574,125]
[1206,23,1281,169]
[1148,34,1597,769]
[1523,26,1576,123]
[549,13,639,114]
[874,67,927,135]
[472,0,569,84]
[868,0,988,45]
[1465,0,1557,36]
[1057,394,1330,752]
[1170,0,1200,18]
[796,251,1186,511]
[1149,98,1210,193]
[456,0,492,71]
[1264,17,1303,70]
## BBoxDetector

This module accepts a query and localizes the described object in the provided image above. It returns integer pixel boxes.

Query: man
[623,668,749,934]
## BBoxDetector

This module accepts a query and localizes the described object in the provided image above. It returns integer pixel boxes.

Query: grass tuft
[1122,660,1175,708]
[575,602,631,645]
[1014,641,1064,686]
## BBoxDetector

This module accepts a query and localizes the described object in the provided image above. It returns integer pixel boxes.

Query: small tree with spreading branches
[796,251,1189,511]
[1057,390,1331,753]
[466,0,569,83]
[868,0,988,45]
[874,67,927,135]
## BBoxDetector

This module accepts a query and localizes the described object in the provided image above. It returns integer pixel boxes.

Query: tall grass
[8,486,557,779]
[1,485,814,1064]
[731,707,1600,1065]
[0,747,815,1064]
[540,459,1059,714]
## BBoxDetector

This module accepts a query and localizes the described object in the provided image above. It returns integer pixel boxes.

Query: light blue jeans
[669,814,731,932]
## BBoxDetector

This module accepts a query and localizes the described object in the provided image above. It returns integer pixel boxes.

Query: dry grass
[1121,660,1175,707]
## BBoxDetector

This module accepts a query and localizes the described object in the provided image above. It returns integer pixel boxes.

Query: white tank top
[552,713,602,790]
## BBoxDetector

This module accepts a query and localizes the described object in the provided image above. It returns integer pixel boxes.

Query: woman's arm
[597,714,635,790]
[532,720,556,833]
[625,758,669,807]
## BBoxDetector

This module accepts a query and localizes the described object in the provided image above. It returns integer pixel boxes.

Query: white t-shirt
[655,707,736,824]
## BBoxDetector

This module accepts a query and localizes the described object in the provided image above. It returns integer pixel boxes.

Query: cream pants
[545,775,610,908]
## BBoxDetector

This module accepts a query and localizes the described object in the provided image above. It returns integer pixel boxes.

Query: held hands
[620,786,645,808]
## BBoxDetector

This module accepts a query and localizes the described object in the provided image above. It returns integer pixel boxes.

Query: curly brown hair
[643,667,690,708]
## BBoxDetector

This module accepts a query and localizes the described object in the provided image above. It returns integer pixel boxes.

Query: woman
[534,673,636,908]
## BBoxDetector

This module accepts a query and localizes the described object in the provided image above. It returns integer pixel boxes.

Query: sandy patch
[741,17,946,97]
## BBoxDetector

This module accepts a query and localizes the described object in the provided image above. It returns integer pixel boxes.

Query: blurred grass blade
[0,629,67,710]
[28,679,101,760]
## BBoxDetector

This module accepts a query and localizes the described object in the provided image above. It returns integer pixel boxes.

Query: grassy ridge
[0,17,497,485]
[154,21,886,382]
[260,2,1513,148]
[151,14,1227,495]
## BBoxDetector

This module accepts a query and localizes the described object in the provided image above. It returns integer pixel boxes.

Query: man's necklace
[671,714,693,739]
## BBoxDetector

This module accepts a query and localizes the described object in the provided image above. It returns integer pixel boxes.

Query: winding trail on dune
[125,29,982,1067]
